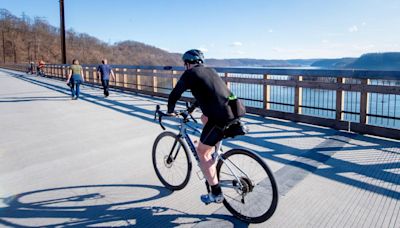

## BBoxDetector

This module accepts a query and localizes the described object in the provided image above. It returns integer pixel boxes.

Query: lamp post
[59,0,66,64]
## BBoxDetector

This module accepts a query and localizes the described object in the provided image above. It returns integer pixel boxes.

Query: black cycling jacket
[167,65,234,123]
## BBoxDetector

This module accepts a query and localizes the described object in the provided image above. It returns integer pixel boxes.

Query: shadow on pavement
[0,184,247,227]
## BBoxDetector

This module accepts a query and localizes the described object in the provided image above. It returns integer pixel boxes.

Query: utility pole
[2,30,5,63]
[59,0,66,64]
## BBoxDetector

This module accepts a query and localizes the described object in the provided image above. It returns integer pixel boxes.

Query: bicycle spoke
[217,149,278,223]
[219,171,235,177]
[224,193,243,204]
[152,132,191,190]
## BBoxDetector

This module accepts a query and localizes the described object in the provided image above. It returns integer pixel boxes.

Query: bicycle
[152,104,278,223]
[36,67,45,77]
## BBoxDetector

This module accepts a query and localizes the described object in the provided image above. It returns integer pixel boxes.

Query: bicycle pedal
[196,171,204,180]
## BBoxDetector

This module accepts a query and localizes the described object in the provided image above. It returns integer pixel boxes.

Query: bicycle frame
[168,113,250,192]
[154,105,279,223]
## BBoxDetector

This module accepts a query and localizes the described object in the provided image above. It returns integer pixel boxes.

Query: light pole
[59,0,66,64]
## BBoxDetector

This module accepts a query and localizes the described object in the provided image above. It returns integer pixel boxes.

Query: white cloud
[322,39,329,44]
[230,41,243,47]
[348,25,358,32]
[268,29,273,33]
[362,22,367,26]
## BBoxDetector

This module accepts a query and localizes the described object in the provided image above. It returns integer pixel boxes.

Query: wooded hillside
[0,9,181,65]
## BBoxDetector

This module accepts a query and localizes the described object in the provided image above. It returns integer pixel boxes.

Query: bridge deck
[0,69,399,227]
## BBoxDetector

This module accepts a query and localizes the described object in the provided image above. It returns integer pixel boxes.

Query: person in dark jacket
[97,59,115,97]
[167,49,235,204]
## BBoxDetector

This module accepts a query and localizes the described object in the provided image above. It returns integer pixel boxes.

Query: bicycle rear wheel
[217,149,278,223]
[152,131,192,191]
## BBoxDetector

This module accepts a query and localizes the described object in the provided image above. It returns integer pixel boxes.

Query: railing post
[115,68,120,86]
[294,76,303,114]
[136,69,141,90]
[224,72,230,89]
[360,78,369,124]
[153,69,158,93]
[93,67,97,83]
[336,77,344,121]
[263,74,270,110]
[123,68,128,88]
[65,66,69,80]
[172,70,178,88]
[85,67,90,82]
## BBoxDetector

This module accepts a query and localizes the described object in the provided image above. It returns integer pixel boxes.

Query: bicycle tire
[216,148,278,223]
[152,131,192,191]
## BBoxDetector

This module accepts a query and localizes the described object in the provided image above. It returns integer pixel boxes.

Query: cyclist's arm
[188,100,199,113]
[167,74,188,114]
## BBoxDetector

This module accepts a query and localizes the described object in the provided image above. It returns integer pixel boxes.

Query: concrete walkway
[0,69,399,227]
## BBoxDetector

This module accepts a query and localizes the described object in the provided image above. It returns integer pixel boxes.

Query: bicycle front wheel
[217,149,278,223]
[152,131,192,191]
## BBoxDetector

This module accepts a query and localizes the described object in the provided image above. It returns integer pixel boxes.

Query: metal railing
[2,63,400,139]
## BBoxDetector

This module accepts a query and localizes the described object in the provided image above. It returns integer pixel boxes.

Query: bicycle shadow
[0,184,248,227]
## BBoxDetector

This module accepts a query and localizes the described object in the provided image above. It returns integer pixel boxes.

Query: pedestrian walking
[66,59,85,100]
[97,59,115,97]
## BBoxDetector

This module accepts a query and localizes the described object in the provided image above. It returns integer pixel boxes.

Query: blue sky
[1,0,400,59]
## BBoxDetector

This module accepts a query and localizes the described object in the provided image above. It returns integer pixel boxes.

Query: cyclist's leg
[198,118,226,183]
[198,120,225,203]
[197,142,218,185]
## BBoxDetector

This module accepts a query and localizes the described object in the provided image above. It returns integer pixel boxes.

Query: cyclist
[37,59,45,76]
[167,49,236,204]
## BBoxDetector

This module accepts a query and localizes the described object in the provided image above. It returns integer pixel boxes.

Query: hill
[311,58,356,68]
[310,53,400,70]
[345,52,400,70]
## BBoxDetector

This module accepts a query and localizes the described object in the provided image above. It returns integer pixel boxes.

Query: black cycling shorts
[200,121,225,146]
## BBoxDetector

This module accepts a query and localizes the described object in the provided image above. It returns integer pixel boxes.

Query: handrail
[1,63,400,139]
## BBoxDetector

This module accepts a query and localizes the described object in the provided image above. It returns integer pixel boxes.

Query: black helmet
[182,49,204,64]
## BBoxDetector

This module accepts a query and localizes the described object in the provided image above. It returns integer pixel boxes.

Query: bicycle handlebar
[154,103,198,130]
[154,105,167,130]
